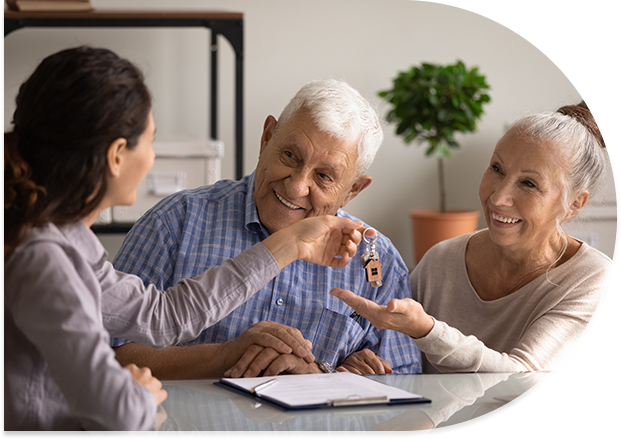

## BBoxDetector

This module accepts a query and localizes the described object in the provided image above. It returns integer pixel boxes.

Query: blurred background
[4,0,616,269]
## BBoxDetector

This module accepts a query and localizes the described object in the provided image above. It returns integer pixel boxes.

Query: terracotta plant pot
[410,209,480,263]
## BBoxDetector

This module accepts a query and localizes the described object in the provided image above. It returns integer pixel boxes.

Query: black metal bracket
[4,13,244,180]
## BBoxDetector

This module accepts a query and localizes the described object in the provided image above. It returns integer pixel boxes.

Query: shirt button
[276,298,284,306]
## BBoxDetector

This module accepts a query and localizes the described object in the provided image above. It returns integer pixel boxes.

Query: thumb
[386,299,402,313]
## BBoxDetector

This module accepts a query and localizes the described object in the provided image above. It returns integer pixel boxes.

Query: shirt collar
[243,171,269,238]
[60,220,109,267]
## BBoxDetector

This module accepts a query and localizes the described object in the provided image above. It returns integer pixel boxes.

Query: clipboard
[215,372,431,410]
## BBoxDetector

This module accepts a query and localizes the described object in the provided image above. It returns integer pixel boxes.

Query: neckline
[461,230,587,303]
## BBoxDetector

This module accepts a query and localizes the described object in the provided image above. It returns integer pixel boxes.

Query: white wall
[4,0,616,268]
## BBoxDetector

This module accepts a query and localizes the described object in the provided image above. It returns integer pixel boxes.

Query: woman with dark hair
[332,101,612,373]
[4,46,366,430]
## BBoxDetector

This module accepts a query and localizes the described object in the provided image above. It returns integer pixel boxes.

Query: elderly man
[111,79,422,377]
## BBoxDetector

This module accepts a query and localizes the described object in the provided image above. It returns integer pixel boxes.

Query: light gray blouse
[4,220,280,430]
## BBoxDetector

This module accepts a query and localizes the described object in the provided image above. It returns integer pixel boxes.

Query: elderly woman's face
[478,128,571,251]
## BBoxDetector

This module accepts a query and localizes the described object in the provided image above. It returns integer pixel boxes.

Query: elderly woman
[332,101,612,373]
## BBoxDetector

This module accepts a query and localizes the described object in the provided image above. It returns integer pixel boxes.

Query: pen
[250,378,277,394]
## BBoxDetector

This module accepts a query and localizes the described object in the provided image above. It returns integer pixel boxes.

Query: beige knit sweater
[411,231,612,373]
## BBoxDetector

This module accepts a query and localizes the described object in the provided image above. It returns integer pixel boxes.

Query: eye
[490,164,501,173]
[522,180,537,189]
[318,173,333,182]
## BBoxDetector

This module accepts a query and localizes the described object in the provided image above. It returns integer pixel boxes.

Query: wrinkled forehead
[494,128,573,182]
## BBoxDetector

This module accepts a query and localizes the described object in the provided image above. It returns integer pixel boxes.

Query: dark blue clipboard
[214,377,431,410]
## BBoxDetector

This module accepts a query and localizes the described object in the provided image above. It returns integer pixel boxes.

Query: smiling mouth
[491,212,521,224]
[275,191,303,210]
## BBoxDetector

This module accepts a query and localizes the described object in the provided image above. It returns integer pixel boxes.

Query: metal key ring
[363,228,377,244]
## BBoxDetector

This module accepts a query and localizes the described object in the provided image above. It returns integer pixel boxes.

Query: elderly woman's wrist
[410,315,435,339]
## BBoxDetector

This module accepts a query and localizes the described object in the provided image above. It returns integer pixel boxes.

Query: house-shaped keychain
[363,258,382,287]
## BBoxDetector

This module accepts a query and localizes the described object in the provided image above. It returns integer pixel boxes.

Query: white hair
[276,79,384,176]
[508,108,608,272]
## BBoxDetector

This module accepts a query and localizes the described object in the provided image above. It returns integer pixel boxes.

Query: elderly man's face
[254,108,372,234]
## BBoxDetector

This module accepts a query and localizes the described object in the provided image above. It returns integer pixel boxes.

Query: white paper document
[218,372,430,409]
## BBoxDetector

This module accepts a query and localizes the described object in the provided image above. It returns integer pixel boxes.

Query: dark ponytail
[4,46,151,259]
[557,100,606,149]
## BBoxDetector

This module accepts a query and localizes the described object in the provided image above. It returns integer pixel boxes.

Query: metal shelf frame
[5,10,244,235]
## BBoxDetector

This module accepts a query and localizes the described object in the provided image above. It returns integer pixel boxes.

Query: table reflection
[158,372,545,431]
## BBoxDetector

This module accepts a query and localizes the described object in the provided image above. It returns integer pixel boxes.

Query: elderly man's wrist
[315,361,336,373]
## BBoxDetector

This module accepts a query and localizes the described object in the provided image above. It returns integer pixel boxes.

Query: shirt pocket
[310,307,367,367]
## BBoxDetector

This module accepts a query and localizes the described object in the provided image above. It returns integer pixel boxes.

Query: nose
[489,179,514,207]
[285,169,311,198]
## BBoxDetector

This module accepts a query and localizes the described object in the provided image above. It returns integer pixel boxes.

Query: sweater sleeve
[411,241,610,373]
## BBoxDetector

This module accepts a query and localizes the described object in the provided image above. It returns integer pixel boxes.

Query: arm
[6,243,158,431]
[108,215,365,377]
[105,215,364,348]
[114,320,315,379]
[337,241,423,374]
[331,277,603,373]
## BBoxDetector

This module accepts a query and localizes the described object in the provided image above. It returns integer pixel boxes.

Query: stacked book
[6,0,94,11]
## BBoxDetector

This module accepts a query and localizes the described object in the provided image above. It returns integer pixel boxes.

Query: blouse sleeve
[6,243,157,431]
[100,242,281,349]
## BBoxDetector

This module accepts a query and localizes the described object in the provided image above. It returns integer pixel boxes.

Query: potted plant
[378,60,491,262]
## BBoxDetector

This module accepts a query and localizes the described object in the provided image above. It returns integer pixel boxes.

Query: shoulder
[149,178,246,217]
[557,241,613,288]
[5,224,86,301]
[418,233,471,267]
[131,178,249,235]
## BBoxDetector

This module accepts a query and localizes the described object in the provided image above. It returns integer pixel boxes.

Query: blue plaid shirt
[111,173,421,373]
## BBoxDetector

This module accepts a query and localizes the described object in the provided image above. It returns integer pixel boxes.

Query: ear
[260,115,278,155]
[341,175,373,208]
[565,190,589,221]
[106,137,128,178]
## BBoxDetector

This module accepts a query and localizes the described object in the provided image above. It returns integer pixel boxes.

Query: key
[361,228,383,288]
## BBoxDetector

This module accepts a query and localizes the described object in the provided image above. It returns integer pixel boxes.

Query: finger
[343,365,362,375]
[152,388,168,406]
[141,366,153,379]
[271,324,314,361]
[330,288,378,318]
[262,355,298,377]
[253,324,314,362]
[243,348,281,378]
[380,357,394,374]
[386,298,408,314]
[336,366,349,372]
[224,344,264,378]
[347,229,362,246]
[354,359,376,375]
[331,254,349,269]
[364,353,386,375]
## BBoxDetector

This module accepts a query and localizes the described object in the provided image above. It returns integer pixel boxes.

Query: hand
[263,216,366,269]
[330,288,434,339]
[125,363,168,406]
[224,346,320,378]
[336,349,393,375]
[220,321,315,374]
